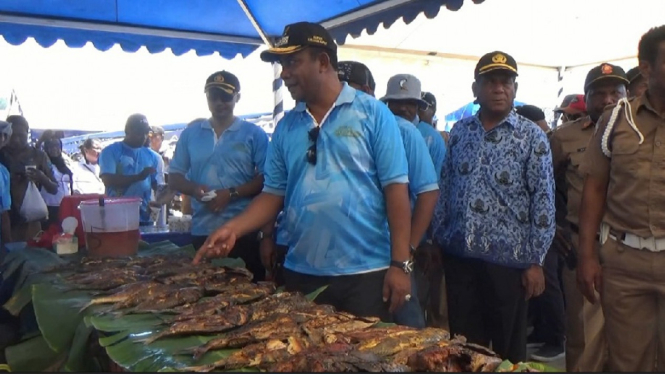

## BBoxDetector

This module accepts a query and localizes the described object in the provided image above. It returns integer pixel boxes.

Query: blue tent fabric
[0,0,484,58]
[444,100,527,123]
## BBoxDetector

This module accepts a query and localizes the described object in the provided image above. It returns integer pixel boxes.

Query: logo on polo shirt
[334,126,361,138]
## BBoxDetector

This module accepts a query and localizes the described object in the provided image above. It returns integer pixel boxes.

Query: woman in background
[72,138,105,195]
[40,137,73,227]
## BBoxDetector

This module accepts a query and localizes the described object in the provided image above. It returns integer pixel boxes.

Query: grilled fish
[139,311,251,344]
[183,335,311,372]
[107,284,176,311]
[190,309,329,359]
[126,287,204,314]
[357,328,450,357]
[79,282,161,311]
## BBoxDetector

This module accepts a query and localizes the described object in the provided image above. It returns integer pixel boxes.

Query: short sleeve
[168,128,191,175]
[579,115,611,180]
[403,127,438,195]
[99,145,117,176]
[153,153,165,185]
[371,103,409,187]
[252,126,270,175]
[263,119,288,196]
[0,166,11,212]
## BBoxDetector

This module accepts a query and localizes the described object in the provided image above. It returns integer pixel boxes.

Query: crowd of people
[0,18,664,372]
[0,115,171,244]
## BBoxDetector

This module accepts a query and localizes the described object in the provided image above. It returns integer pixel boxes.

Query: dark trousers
[273,244,289,287]
[283,268,392,322]
[444,254,528,363]
[192,233,265,282]
[529,250,566,348]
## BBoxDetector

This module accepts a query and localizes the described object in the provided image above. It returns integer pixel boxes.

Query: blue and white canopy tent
[0,0,485,127]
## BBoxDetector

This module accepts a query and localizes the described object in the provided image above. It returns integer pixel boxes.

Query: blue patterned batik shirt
[431,111,555,269]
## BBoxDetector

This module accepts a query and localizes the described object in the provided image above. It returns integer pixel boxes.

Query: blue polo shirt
[395,116,438,203]
[264,83,409,276]
[99,141,163,224]
[415,118,447,177]
[0,164,10,247]
[169,118,269,237]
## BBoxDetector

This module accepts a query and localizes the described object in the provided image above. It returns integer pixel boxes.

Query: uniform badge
[492,53,507,64]
[214,74,225,83]
[601,64,613,74]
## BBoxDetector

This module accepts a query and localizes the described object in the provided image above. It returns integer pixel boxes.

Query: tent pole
[236,0,284,127]
[553,66,566,128]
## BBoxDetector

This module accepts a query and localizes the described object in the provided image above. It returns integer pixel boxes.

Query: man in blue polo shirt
[193,22,413,321]
[99,114,164,226]
[0,121,12,247]
[337,60,439,327]
[381,75,447,177]
[169,71,269,281]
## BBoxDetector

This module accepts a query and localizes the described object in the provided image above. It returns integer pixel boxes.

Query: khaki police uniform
[550,116,608,372]
[581,94,665,372]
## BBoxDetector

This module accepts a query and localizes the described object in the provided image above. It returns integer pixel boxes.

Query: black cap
[515,105,545,122]
[626,66,643,84]
[204,71,240,97]
[126,114,149,131]
[337,61,375,90]
[260,22,337,63]
[474,51,518,79]
[421,92,436,108]
[584,63,629,93]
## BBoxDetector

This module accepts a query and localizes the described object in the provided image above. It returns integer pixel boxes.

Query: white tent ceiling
[343,0,665,68]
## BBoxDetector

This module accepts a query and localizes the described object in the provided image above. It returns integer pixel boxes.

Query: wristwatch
[390,259,414,274]
[229,187,240,200]
[257,231,273,241]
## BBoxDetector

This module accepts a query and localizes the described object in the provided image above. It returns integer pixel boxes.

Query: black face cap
[338,61,375,90]
[626,66,644,84]
[421,92,436,109]
[515,105,545,122]
[260,22,337,63]
[474,51,518,79]
[204,71,240,96]
[584,63,629,93]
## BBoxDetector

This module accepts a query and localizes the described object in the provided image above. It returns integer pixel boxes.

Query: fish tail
[78,301,94,313]
[191,346,210,360]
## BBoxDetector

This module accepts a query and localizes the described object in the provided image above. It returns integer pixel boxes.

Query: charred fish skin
[191,314,309,359]
[128,287,204,314]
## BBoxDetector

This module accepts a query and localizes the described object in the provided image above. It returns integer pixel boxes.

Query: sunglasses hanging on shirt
[306,127,320,165]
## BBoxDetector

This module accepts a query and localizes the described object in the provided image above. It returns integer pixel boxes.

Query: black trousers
[528,249,566,348]
[283,268,392,322]
[443,254,528,363]
[192,233,266,282]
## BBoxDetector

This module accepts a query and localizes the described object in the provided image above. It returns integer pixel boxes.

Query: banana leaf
[3,272,53,316]
[4,335,63,372]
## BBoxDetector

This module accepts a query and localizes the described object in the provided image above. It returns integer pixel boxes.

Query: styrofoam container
[79,198,141,233]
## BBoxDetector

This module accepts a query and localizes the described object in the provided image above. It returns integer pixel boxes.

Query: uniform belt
[608,228,665,252]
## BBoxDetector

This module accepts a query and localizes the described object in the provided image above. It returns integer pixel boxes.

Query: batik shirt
[431,111,555,268]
